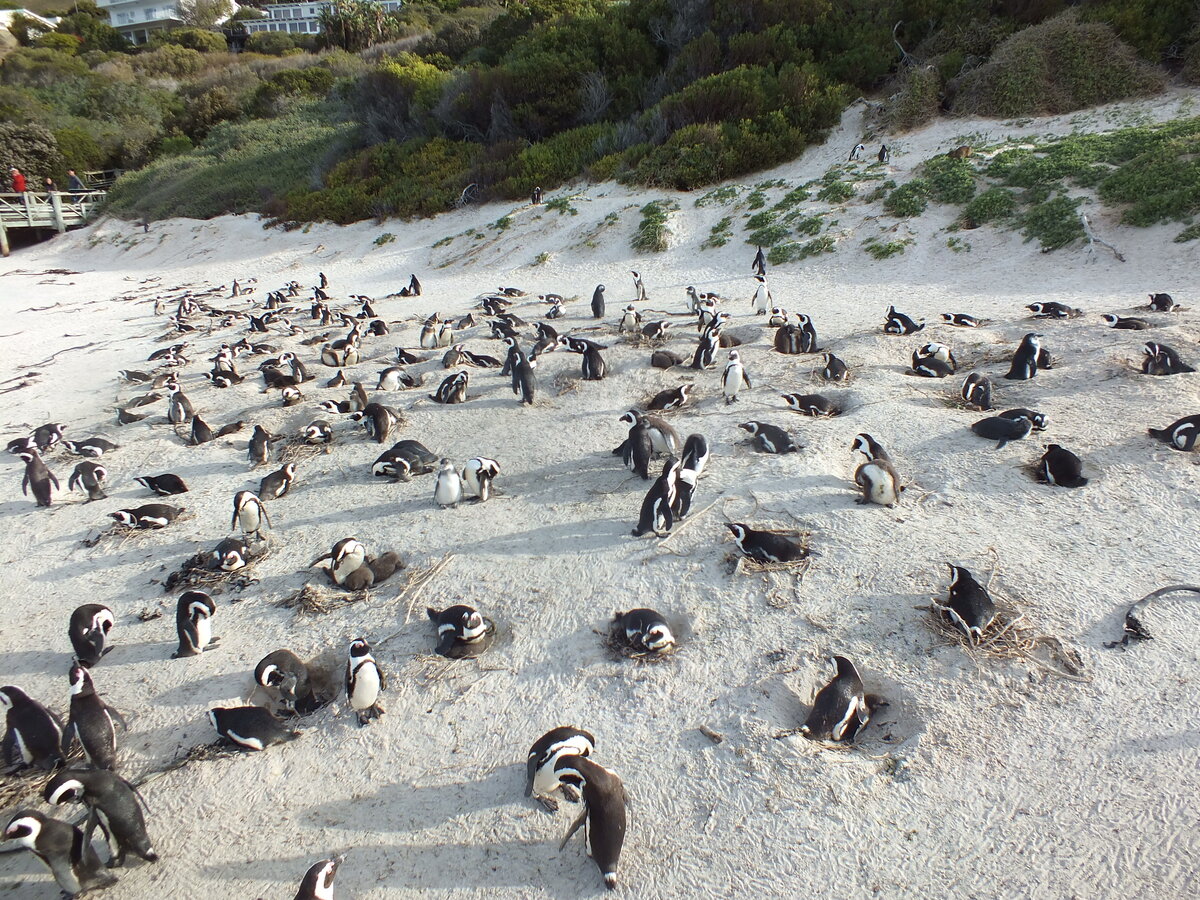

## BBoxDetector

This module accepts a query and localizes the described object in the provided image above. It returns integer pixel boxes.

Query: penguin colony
[0,243,1194,899]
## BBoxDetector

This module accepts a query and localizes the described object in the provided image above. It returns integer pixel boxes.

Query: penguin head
[349,639,372,660]
[43,775,85,807]
[1100,314,1119,327]
[725,523,747,542]
[3,813,43,848]
[597,284,605,292]
[946,564,975,589]
[218,547,248,571]
[1026,303,1043,313]
[68,664,94,695]
[728,350,740,362]
[830,656,860,682]
[184,592,215,621]
[737,422,758,435]
[110,510,136,527]
[300,855,344,899]
[282,463,297,479]
[0,687,18,711]
[644,624,675,651]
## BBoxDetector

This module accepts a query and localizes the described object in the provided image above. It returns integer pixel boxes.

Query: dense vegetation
[0,0,1197,225]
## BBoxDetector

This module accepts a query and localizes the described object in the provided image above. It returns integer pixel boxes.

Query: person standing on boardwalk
[43,176,57,193]
[10,167,26,192]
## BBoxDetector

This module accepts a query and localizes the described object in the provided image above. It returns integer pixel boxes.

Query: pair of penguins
[628,427,709,537]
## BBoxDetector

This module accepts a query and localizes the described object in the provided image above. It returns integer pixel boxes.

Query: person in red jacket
[9,168,26,192]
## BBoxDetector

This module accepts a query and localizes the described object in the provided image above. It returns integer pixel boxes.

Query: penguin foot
[537,796,560,813]
[561,784,581,803]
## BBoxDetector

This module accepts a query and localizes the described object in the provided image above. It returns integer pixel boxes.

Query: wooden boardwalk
[0,191,107,256]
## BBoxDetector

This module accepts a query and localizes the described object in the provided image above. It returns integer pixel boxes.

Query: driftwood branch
[892,21,918,68]
[1080,213,1125,263]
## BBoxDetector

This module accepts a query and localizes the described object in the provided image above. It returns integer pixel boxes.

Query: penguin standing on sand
[295,855,344,900]
[173,591,216,658]
[166,383,193,425]
[674,433,709,518]
[434,459,463,508]
[935,565,997,642]
[1038,444,1088,487]
[232,490,271,542]
[3,810,117,896]
[796,314,819,353]
[64,666,121,770]
[18,449,58,507]
[722,350,751,404]
[631,271,648,303]
[581,345,607,381]
[851,433,901,508]
[797,656,871,742]
[878,144,890,163]
[1005,333,1046,381]
[68,461,107,501]
[248,425,272,467]
[591,284,606,320]
[632,456,679,537]
[68,605,114,668]
[462,457,500,502]
[848,143,865,161]
[346,639,385,726]
[0,686,64,770]
[619,305,642,334]
[621,415,653,480]
[43,769,158,868]
[514,353,537,405]
[751,275,772,315]
[555,755,628,891]
[527,727,596,808]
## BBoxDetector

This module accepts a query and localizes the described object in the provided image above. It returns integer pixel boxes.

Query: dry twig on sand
[276,582,368,616]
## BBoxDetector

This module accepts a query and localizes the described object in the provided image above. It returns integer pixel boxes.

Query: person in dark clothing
[43,177,57,193]
[10,168,26,192]
[67,170,85,192]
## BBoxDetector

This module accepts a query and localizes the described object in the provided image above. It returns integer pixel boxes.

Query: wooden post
[0,218,9,257]
[50,192,65,234]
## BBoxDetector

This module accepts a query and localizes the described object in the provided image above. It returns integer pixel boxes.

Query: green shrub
[1174,223,1200,242]
[953,12,1166,117]
[132,45,205,78]
[245,32,298,57]
[768,235,835,264]
[156,135,194,157]
[0,121,64,182]
[1097,135,1200,226]
[702,216,732,249]
[791,214,823,235]
[1020,194,1084,249]
[962,187,1017,227]
[747,223,789,246]
[54,126,105,170]
[632,199,675,252]
[863,236,912,259]
[745,210,775,229]
[864,179,896,202]
[745,189,767,209]
[817,180,854,203]
[885,65,941,133]
[772,186,808,209]
[374,232,395,246]
[151,28,228,54]
[492,215,511,230]
[33,33,80,55]
[883,180,929,217]
[545,196,577,215]
[922,156,976,203]
[695,185,740,207]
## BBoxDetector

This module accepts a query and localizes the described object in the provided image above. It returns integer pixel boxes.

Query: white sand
[1,88,1198,898]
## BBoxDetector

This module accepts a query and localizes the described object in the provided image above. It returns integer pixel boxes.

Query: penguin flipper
[20,472,28,496]
[560,807,588,850]
[48,471,59,490]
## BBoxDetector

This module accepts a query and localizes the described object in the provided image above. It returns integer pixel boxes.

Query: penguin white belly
[13,729,31,764]
[195,616,212,651]
[238,506,260,534]
[226,729,264,751]
[351,667,381,710]
[434,474,462,506]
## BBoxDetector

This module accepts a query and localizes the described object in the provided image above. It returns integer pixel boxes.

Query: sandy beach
[1,89,1198,898]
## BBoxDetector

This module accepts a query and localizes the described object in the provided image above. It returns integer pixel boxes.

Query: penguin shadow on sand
[152,668,248,707]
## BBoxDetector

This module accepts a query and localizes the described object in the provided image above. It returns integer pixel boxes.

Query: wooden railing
[0,191,107,256]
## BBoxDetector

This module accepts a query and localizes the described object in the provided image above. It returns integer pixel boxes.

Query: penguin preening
[232,490,272,541]
[527,726,596,809]
[255,650,323,716]
[851,433,901,508]
[312,538,368,586]
[173,591,217,658]
[68,604,114,668]
[0,685,65,770]
[462,457,500,502]
[64,665,122,771]
[613,608,675,652]
[1142,342,1194,376]
[797,656,872,742]
[43,768,158,868]
[3,810,118,896]
[68,461,107,501]
[960,373,992,410]
[555,755,628,891]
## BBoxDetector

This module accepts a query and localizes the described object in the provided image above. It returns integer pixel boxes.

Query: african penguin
[941,313,981,327]
[613,608,675,652]
[1147,293,1176,312]
[209,706,299,751]
[1101,314,1150,330]
[883,305,924,335]
[555,755,628,891]
[427,605,494,658]
[851,435,901,508]
[632,456,679,537]
[172,591,217,658]
[783,393,840,417]
[0,686,64,770]
[751,275,772,315]
[820,352,848,383]
[1027,301,1080,319]
[43,768,157,867]
[311,538,367,586]
[212,537,251,571]
[248,424,272,467]
[935,565,997,642]
[346,639,385,726]
[64,665,121,770]
[68,461,108,501]
[134,473,188,495]
[961,373,992,410]
[647,384,691,411]
[971,414,1033,449]
[232,490,271,542]
[527,727,596,808]
[1004,333,1045,381]
[1142,342,1194,375]
[3,810,117,895]
[110,504,181,529]
[798,656,871,742]
[254,649,319,716]
[295,855,344,900]
[462,457,500,502]
[1148,414,1200,451]
[68,605,114,668]
[1039,444,1088,487]
[738,421,798,454]
[591,284,606,319]
[18,449,58,507]
[726,523,807,563]
[62,437,118,458]
[434,459,463,508]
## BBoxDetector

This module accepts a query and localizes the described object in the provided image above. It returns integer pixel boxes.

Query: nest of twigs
[553,372,579,395]
[923,596,1086,680]
[277,436,330,464]
[163,545,270,594]
[603,627,680,665]
[726,530,813,577]
[80,516,191,550]
[0,767,50,815]
[276,582,368,616]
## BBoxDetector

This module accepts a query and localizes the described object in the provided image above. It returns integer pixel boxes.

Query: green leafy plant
[862,236,912,259]
[373,232,395,246]
[631,199,676,252]
[883,180,929,217]
[702,216,733,249]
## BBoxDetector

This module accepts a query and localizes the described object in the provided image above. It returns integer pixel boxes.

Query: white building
[0,8,61,36]
[243,0,402,37]
[95,0,184,44]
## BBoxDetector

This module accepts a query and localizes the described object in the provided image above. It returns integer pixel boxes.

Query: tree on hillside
[179,0,233,29]
[0,121,65,183]
[318,0,406,53]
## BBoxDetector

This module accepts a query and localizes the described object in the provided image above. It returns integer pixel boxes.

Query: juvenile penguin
[935,564,997,642]
[798,656,871,742]
[254,650,319,715]
[134,473,188,496]
[64,665,121,770]
[248,424,272,467]
[462,457,500,502]
[43,769,157,867]
[722,350,751,404]
[1004,333,1045,381]
[3,810,117,896]
[555,755,628,891]
[346,638,385,726]
[1039,444,1088,487]
[232,490,271,542]
[18,449,58,507]
[68,461,108,501]
[726,523,807,563]
[526,726,596,807]
[209,706,299,751]
[0,686,64,770]
[427,605,493,657]
[613,608,675,652]
[738,421,799,454]
[961,373,992,410]
[172,590,216,658]
[259,462,297,500]
[295,855,344,900]
[68,605,114,668]
[1148,414,1200,451]
[434,459,463,508]
[591,284,606,320]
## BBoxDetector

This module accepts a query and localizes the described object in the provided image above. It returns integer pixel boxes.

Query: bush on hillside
[883,180,929,217]
[245,32,299,57]
[0,48,90,88]
[1080,0,1198,61]
[33,33,81,55]
[1184,40,1200,84]
[132,45,206,78]
[952,12,1165,117]
[922,155,976,203]
[54,125,106,170]
[0,121,64,182]
[1020,193,1084,249]
[962,187,1017,227]
[884,65,941,133]
[151,27,228,54]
